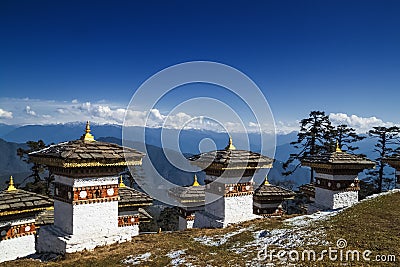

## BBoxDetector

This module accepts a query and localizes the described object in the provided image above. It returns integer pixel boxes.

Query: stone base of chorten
[36,224,139,254]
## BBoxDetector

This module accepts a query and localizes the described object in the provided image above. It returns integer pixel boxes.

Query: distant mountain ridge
[0,138,31,190]
[1,123,296,155]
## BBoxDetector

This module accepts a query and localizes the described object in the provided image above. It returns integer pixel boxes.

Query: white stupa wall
[315,187,358,209]
[0,218,36,263]
[314,172,359,210]
[224,194,256,224]
[0,235,36,263]
[72,201,118,236]
[53,175,119,236]
[196,189,259,228]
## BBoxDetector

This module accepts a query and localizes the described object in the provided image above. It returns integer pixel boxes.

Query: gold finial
[81,121,95,141]
[225,136,236,150]
[336,141,342,152]
[119,175,126,188]
[192,174,200,186]
[7,176,17,191]
[264,176,270,185]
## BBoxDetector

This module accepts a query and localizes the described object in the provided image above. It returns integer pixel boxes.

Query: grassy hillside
[5,191,399,267]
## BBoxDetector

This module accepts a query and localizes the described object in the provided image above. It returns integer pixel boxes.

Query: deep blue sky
[1,0,400,126]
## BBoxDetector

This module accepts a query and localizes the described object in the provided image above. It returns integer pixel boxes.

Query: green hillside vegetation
[5,191,399,267]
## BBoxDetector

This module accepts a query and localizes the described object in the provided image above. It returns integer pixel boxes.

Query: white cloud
[0,97,279,134]
[71,99,78,104]
[25,106,37,116]
[329,113,396,133]
[248,122,258,127]
[0,108,13,119]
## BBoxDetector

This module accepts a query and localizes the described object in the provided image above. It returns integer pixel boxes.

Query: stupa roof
[254,178,295,200]
[167,175,205,208]
[35,208,54,226]
[299,183,315,198]
[118,187,152,207]
[29,121,144,168]
[188,137,273,170]
[0,177,53,219]
[301,145,375,170]
[118,177,153,208]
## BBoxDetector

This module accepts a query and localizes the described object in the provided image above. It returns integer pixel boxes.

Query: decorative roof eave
[63,159,142,168]
[168,186,205,204]
[177,199,205,204]
[221,164,273,170]
[191,162,273,170]
[0,206,53,218]
[301,161,375,170]
[254,183,296,199]
[254,195,295,201]
[118,202,153,208]
[29,156,142,168]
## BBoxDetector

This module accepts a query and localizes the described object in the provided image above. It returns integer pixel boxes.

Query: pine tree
[283,111,333,183]
[327,124,366,153]
[17,140,53,195]
[366,126,400,193]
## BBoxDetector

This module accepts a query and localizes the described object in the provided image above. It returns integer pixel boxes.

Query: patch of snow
[193,227,250,246]
[284,209,340,227]
[167,249,186,259]
[122,252,151,265]
[167,249,189,266]
[250,227,328,249]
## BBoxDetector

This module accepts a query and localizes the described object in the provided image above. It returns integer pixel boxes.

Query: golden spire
[336,141,342,152]
[264,176,270,185]
[192,174,200,186]
[7,176,17,191]
[119,175,126,188]
[81,121,95,141]
[225,136,236,150]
